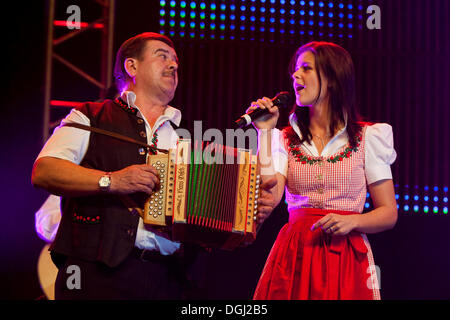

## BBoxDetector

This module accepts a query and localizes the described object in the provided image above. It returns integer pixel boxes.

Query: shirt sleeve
[364,123,397,185]
[272,128,289,177]
[35,195,61,242]
[36,109,91,164]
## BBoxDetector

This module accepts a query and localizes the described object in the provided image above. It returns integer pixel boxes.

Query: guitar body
[37,244,58,300]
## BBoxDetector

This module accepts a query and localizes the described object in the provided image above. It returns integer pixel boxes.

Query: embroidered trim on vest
[149,129,159,155]
[113,97,161,155]
[72,212,101,224]
[114,97,138,115]
[289,130,363,165]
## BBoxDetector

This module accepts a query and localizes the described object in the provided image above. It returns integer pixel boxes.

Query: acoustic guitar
[37,244,58,300]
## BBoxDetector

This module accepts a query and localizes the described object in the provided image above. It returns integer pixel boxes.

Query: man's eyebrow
[154,48,170,54]
[154,48,179,63]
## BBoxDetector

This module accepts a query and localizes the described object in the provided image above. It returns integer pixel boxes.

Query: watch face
[99,176,111,188]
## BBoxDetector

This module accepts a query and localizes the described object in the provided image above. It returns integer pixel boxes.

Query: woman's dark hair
[113,32,175,93]
[284,41,362,148]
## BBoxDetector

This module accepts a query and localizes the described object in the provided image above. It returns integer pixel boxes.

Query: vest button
[137,118,144,124]
[140,131,147,138]
[138,147,146,155]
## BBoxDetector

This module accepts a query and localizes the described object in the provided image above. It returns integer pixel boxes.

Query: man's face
[133,40,179,103]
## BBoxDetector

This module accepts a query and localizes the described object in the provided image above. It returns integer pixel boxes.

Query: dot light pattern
[364,185,449,215]
[158,0,369,42]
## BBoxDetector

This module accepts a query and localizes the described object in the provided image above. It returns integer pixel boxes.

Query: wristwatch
[98,172,112,192]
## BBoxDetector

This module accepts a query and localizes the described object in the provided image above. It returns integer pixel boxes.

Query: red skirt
[253,208,380,300]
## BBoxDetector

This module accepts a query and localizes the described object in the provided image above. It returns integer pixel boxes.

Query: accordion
[143,139,260,250]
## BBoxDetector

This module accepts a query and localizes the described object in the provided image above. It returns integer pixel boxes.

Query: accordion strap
[62,122,164,220]
[62,122,168,154]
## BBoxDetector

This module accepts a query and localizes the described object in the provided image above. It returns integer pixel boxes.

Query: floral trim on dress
[289,131,362,165]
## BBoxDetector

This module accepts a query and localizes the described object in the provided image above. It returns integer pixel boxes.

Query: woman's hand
[246,97,280,130]
[310,213,359,236]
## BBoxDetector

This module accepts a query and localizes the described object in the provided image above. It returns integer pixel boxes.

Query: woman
[249,42,397,300]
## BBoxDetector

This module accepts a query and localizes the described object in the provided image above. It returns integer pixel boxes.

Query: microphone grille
[273,91,293,109]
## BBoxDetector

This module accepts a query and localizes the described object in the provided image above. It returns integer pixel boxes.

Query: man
[32,32,276,300]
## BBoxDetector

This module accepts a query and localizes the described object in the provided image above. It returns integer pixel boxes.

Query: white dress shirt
[35,91,182,254]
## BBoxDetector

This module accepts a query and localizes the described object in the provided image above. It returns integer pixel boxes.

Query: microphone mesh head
[273,91,293,109]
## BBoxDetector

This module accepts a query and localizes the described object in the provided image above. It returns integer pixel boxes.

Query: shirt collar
[288,111,348,140]
[121,91,182,127]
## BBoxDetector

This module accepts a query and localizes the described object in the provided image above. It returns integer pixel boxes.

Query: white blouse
[271,113,397,185]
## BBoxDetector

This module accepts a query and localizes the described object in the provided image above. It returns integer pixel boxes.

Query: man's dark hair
[113,32,175,93]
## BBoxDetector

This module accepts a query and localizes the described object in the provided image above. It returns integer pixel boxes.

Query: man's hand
[110,164,160,195]
[255,177,278,226]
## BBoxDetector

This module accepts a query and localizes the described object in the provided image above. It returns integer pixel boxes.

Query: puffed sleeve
[364,123,397,185]
[272,128,289,177]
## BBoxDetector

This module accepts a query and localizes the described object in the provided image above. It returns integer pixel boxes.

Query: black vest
[50,99,151,267]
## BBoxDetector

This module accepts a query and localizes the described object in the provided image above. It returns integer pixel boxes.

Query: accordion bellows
[144,140,260,250]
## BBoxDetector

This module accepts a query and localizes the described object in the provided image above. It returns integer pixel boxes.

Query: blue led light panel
[159,0,370,42]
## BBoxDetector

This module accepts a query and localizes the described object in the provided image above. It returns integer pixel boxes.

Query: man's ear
[124,58,137,78]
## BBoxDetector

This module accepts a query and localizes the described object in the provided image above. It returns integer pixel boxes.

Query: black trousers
[54,248,207,300]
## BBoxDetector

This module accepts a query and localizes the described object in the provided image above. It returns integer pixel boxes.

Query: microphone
[234,91,293,129]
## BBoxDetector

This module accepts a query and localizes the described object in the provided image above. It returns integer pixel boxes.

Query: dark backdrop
[1,0,448,300]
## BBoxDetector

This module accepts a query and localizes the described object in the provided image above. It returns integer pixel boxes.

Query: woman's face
[292,51,328,107]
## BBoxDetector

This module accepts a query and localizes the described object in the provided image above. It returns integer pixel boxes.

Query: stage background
[1,0,448,299]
